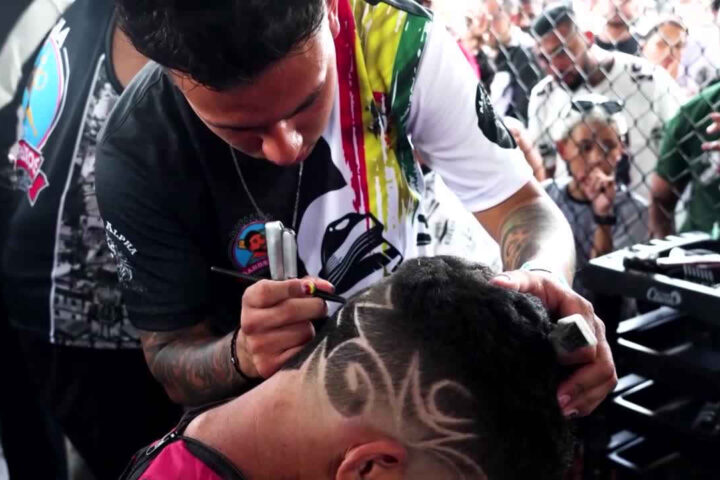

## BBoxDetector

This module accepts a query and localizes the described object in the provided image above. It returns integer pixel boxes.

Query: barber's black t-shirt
[0,0,138,347]
[96,63,344,334]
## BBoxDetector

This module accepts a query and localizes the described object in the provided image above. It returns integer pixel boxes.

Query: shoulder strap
[119,398,238,480]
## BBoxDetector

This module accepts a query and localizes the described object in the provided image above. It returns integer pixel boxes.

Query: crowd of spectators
[429,0,720,282]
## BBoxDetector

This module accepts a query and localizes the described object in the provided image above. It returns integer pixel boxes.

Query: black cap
[531,1,574,38]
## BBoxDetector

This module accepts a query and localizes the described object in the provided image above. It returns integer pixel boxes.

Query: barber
[97,0,616,418]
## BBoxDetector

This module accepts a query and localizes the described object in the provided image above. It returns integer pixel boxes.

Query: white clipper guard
[549,314,598,356]
[265,221,298,280]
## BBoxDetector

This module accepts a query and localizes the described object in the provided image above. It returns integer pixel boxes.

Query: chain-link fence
[429,0,720,303]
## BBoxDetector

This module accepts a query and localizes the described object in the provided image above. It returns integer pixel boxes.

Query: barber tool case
[615,308,720,395]
[581,232,720,327]
[583,233,720,478]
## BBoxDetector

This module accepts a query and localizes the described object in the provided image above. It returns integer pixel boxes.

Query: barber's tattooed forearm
[499,201,575,273]
[500,203,548,269]
[141,323,244,406]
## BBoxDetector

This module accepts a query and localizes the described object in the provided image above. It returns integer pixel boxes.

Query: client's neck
[185,371,335,480]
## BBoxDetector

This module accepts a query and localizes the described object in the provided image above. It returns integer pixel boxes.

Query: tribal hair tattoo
[283,256,575,479]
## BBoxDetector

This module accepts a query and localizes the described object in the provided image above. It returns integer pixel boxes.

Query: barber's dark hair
[285,256,574,479]
[714,0,720,13]
[115,0,326,89]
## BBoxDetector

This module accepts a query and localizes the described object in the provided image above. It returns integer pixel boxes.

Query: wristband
[230,326,259,384]
[593,213,616,226]
[520,261,570,289]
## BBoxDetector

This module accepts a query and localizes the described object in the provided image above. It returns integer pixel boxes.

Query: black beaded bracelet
[230,326,258,384]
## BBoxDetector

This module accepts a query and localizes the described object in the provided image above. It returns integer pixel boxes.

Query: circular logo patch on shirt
[230,221,270,275]
[13,18,71,205]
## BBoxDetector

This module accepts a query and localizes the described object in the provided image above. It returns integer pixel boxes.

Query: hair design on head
[285,256,574,479]
[115,0,326,89]
[299,283,483,477]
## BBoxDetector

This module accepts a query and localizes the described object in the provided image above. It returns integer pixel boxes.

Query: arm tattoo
[141,321,246,406]
[499,200,575,273]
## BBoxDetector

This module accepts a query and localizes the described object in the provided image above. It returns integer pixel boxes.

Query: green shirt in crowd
[657,82,720,233]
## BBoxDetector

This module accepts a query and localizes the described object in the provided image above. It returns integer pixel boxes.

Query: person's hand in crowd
[492,271,617,418]
[486,0,512,46]
[582,168,616,217]
[237,277,334,378]
[701,112,720,152]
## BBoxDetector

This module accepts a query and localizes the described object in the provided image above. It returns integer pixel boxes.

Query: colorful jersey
[95,0,530,333]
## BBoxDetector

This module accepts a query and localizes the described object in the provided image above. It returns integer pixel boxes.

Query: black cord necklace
[229,146,304,230]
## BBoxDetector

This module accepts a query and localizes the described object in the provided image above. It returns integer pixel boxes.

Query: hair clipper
[265,221,298,280]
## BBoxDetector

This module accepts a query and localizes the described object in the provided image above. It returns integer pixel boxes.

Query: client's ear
[336,440,407,479]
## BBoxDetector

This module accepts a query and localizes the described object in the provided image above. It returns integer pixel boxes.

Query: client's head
[277,256,574,479]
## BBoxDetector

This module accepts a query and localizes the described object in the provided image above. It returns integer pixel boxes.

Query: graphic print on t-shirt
[50,55,138,348]
[320,213,403,293]
[699,151,720,186]
[12,18,70,205]
[230,220,270,275]
[319,212,402,294]
[475,84,516,150]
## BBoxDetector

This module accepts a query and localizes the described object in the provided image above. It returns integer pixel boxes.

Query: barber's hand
[702,112,720,151]
[237,277,334,379]
[491,270,617,418]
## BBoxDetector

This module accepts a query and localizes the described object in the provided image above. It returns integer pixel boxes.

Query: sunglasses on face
[570,99,624,114]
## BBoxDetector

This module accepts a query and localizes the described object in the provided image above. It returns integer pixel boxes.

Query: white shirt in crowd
[679,25,720,95]
[527,45,685,199]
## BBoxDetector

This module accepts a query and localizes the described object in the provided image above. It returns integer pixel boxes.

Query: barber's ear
[336,440,406,480]
[327,0,340,38]
[556,140,566,158]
